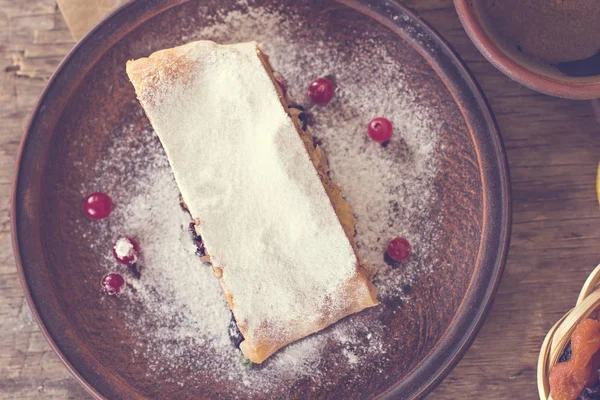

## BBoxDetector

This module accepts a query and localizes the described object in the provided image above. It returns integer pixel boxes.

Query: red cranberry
[308,78,334,105]
[273,71,287,96]
[84,192,112,220]
[101,273,125,295]
[387,237,411,262]
[368,117,393,143]
[112,237,140,265]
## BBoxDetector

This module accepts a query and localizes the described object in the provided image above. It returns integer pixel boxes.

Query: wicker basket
[538,264,600,399]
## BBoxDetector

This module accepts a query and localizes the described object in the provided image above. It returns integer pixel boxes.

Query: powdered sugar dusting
[127,41,373,359]
[90,122,328,390]
[84,3,442,397]
[189,5,442,300]
[113,237,136,260]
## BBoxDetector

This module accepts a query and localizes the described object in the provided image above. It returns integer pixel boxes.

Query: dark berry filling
[188,222,207,258]
[228,312,244,348]
[288,105,308,131]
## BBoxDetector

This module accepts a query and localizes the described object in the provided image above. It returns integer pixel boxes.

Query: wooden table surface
[1,0,599,399]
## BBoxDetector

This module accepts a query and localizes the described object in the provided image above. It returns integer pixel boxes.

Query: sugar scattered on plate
[84,3,442,396]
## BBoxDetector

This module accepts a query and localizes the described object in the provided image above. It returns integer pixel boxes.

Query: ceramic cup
[454,0,600,100]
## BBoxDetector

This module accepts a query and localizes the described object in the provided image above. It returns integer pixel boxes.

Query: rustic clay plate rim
[357,1,510,398]
[9,2,143,399]
[11,0,511,399]
[454,0,600,100]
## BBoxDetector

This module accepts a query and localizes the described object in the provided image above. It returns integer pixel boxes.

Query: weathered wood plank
[0,2,88,398]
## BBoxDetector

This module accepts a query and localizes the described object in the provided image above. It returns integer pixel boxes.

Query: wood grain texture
[0,1,597,399]
[1,2,92,398]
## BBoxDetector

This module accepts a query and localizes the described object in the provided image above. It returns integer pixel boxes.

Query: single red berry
[113,237,140,265]
[101,273,125,295]
[308,78,334,105]
[368,117,393,143]
[273,71,287,96]
[387,237,411,262]
[84,192,113,220]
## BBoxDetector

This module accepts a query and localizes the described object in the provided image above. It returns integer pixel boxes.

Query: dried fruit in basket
[550,361,590,400]
[572,320,600,370]
[550,319,600,400]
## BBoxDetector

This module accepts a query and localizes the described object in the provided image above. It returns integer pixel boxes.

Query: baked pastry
[126,41,378,364]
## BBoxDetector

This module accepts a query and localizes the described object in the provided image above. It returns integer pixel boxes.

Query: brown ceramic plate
[12,0,510,399]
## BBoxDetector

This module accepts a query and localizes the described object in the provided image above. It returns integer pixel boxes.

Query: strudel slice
[126,41,378,364]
